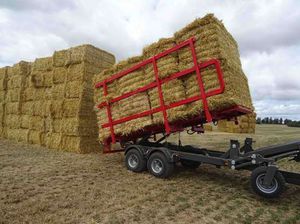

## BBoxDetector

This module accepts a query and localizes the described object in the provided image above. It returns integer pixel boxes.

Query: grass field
[0,124,300,224]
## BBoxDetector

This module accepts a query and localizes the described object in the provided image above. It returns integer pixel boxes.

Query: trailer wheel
[125,149,147,172]
[180,159,200,169]
[147,152,174,178]
[251,166,286,198]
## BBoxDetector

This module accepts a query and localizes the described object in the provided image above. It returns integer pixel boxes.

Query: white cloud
[0,0,299,120]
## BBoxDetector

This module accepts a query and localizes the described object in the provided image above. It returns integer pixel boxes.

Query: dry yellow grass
[0,124,299,224]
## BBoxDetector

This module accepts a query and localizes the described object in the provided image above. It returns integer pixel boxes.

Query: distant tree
[265,117,269,124]
[279,118,283,124]
[269,117,273,124]
[256,117,262,124]
[273,118,279,124]
[287,120,300,127]
[284,119,292,125]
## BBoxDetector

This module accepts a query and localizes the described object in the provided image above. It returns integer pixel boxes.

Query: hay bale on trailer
[93,13,253,143]
[174,14,253,116]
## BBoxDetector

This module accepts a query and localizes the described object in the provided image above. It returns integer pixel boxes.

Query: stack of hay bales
[217,112,256,133]
[5,62,31,142]
[174,14,253,115]
[143,38,188,123]
[0,67,8,137]
[94,13,253,143]
[0,45,115,153]
[58,45,114,153]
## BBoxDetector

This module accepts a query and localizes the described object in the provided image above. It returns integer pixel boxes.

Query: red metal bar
[103,83,116,143]
[152,57,171,133]
[95,38,194,88]
[100,59,224,129]
[189,39,212,122]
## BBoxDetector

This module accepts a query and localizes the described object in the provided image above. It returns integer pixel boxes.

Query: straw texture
[0,45,115,153]
[93,14,253,143]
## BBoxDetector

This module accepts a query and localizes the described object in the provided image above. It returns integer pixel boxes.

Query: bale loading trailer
[95,37,300,198]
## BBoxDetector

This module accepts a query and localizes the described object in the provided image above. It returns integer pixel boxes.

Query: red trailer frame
[95,37,252,153]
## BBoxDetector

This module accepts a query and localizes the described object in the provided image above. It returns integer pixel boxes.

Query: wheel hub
[128,154,138,169]
[151,159,163,174]
[256,174,278,194]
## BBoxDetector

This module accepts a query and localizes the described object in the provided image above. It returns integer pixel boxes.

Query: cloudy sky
[0,0,299,120]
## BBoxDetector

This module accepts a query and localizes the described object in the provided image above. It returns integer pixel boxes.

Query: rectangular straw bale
[20,115,30,129]
[6,89,21,102]
[117,56,152,94]
[5,102,20,115]
[45,133,62,149]
[61,117,97,136]
[65,80,83,98]
[44,87,52,100]
[67,63,105,82]
[44,117,51,133]
[7,74,23,89]
[18,129,30,142]
[51,83,65,100]
[52,67,67,84]
[118,93,152,136]
[32,57,52,72]
[30,72,44,87]
[60,135,100,153]
[29,116,44,131]
[53,49,69,67]
[50,118,62,133]
[62,99,80,117]
[5,115,20,129]
[20,101,34,115]
[0,103,4,118]
[66,44,115,68]
[33,101,49,117]
[23,87,35,101]
[33,88,45,101]
[50,100,63,118]
[6,61,30,81]
[0,91,5,102]
[28,130,45,145]
[0,127,6,137]
[143,37,178,79]
[6,128,20,141]
[0,67,8,91]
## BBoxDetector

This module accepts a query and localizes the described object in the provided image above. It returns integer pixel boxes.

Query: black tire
[147,152,174,178]
[180,159,200,169]
[125,149,147,172]
[250,166,286,198]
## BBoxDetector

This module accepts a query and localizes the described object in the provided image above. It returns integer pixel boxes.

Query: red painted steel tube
[103,83,116,143]
[189,39,212,122]
[152,57,171,133]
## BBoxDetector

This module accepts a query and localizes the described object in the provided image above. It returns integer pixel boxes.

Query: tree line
[256,117,300,127]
